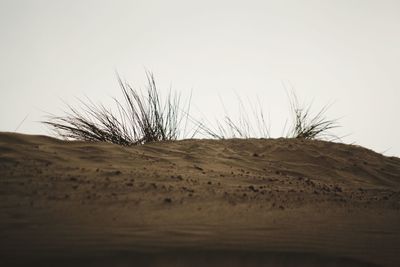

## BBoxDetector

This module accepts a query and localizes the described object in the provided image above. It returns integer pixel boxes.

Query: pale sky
[1,0,399,156]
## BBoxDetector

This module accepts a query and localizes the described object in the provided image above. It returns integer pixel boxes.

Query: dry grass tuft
[286,91,339,140]
[44,72,189,146]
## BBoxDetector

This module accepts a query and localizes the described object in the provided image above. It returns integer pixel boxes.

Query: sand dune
[1,132,400,266]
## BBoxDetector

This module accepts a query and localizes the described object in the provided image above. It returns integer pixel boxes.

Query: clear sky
[1,0,399,156]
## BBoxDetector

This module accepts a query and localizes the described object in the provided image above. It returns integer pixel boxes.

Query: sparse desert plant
[196,90,339,141]
[44,72,191,146]
[195,95,271,139]
[285,90,339,140]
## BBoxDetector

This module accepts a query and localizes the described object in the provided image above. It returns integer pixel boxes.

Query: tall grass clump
[43,72,191,146]
[286,90,339,140]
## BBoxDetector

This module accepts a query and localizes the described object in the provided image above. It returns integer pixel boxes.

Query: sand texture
[1,132,400,266]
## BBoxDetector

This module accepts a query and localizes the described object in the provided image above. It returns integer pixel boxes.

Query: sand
[1,132,399,266]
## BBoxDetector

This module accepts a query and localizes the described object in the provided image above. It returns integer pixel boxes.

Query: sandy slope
[0,132,400,266]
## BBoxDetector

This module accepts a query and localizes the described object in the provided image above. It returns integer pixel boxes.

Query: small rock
[194,165,203,171]
[248,185,259,192]
[334,186,342,192]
